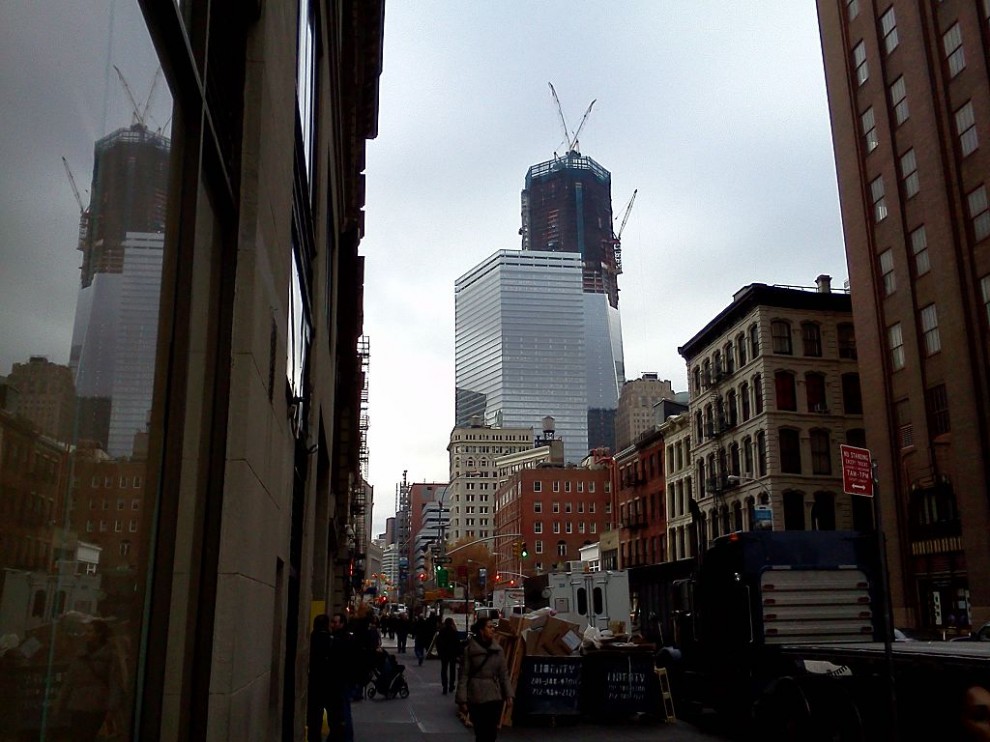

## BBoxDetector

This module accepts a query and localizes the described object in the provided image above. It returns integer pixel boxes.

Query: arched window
[736,333,747,366]
[811,491,836,530]
[749,323,760,357]
[730,442,741,476]
[695,411,704,440]
[810,429,832,474]
[775,371,797,411]
[754,374,764,414]
[806,372,827,412]
[779,428,802,473]
[702,359,711,388]
[721,506,731,535]
[32,590,46,618]
[714,350,723,377]
[741,382,751,420]
[842,373,863,414]
[802,322,822,357]
[756,432,767,476]
[772,320,793,354]
[693,366,702,395]
[783,491,806,530]
[745,496,756,531]
[743,436,753,476]
[838,322,857,359]
[556,540,567,557]
[726,389,738,426]
[698,459,706,497]
[733,501,744,532]
[724,341,735,373]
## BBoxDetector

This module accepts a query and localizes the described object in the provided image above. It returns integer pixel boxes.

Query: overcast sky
[0,2,849,541]
[361,2,849,535]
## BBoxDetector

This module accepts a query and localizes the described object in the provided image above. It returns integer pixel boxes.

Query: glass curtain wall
[0,3,173,739]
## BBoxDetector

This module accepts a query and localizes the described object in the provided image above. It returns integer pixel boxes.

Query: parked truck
[630,530,990,740]
[547,568,631,633]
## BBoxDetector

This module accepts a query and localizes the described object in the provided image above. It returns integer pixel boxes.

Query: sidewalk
[349,634,730,741]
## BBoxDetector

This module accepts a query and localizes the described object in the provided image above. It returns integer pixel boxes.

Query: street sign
[434,556,452,565]
[753,505,773,530]
[840,444,874,497]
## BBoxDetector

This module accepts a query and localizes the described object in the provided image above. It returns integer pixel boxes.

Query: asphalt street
[348,634,732,742]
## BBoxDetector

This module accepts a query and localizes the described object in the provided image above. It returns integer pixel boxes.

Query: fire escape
[702,348,738,534]
[349,336,371,587]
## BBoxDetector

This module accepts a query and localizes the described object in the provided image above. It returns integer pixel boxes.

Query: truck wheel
[757,677,812,742]
[812,685,864,742]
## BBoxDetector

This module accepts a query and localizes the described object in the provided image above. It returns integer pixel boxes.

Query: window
[553,521,561,534]
[890,76,908,126]
[565,522,573,534]
[861,107,879,153]
[943,23,965,78]
[743,437,754,476]
[900,149,919,198]
[806,373,827,412]
[888,323,905,370]
[552,501,560,513]
[579,522,586,533]
[771,320,792,354]
[926,384,950,436]
[114,520,122,533]
[956,101,978,157]
[534,501,542,513]
[783,491,806,530]
[811,492,837,531]
[802,322,822,357]
[120,541,132,556]
[852,41,869,85]
[577,481,584,493]
[590,522,597,534]
[847,0,859,21]
[577,502,584,513]
[749,323,760,357]
[920,304,941,355]
[116,498,125,510]
[590,502,596,513]
[754,374,764,414]
[741,382,751,421]
[968,186,990,241]
[842,373,863,415]
[910,227,930,276]
[871,176,888,222]
[533,481,542,493]
[534,521,543,534]
[880,249,896,296]
[535,540,544,554]
[982,275,990,326]
[552,480,560,492]
[564,502,572,513]
[564,481,571,493]
[737,333,747,366]
[779,429,802,474]
[810,430,832,475]
[588,482,595,493]
[757,432,767,476]
[880,7,898,53]
[557,541,568,557]
[775,371,797,411]
[838,323,857,359]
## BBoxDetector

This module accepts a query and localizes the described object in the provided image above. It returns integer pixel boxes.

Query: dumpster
[515,656,582,717]
[580,649,660,717]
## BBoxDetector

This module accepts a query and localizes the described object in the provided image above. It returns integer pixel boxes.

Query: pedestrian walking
[395,613,409,653]
[456,617,513,742]
[307,612,358,742]
[436,617,462,695]
[413,613,434,666]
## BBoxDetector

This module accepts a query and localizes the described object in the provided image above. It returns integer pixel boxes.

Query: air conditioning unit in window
[813,404,830,413]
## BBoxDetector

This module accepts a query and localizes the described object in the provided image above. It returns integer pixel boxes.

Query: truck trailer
[629,530,990,740]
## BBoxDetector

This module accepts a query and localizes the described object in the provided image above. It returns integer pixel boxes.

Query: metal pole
[872,459,898,741]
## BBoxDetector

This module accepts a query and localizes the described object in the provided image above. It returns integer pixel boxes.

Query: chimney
[816,274,832,293]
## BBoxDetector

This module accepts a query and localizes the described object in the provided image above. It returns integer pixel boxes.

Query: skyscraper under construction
[520,150,626,451]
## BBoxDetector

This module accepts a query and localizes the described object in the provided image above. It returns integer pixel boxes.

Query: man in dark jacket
[436,617,462,695]
[307,613,358,742]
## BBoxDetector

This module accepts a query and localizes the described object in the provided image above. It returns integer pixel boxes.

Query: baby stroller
[366,649,409,699]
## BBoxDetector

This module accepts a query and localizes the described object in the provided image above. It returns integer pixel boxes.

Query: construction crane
[61,156,90,252]
[548,82,596,156]
[113,65,161,129]
[611,189,637,275]
[61,156,86,215]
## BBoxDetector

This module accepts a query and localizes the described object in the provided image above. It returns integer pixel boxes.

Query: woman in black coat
[436,617,462,695]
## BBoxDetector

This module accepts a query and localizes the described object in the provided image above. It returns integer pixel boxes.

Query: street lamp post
[727,474,774,530]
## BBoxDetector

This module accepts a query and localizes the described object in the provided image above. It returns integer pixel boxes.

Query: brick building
[613,429,668,568]
[817,0,990,630]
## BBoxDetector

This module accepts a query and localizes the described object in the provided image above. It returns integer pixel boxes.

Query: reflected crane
[61,156,90,253]
[113,65,161,129]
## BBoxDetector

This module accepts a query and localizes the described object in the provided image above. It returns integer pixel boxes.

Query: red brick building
[493,465,611,580]
[613,428,668,568]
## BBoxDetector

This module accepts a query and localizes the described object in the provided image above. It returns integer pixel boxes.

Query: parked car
[950,622,990,642]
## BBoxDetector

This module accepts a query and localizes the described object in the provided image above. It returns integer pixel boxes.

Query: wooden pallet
[497,631,525,727]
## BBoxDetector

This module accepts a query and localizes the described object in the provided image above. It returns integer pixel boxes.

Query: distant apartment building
[817,0,990,631]
[614,373,674,450]
[446,419,533,544]
[659,412,694,561]
[679,278,868,551]
[493,464,611,578]
[6,357,76,443]
[613,426,668,568]
[408,482,447,576]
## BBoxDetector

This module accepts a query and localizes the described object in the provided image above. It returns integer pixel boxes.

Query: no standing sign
[840,444,874,497]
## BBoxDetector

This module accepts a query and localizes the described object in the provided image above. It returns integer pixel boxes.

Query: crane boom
[61,156,85,214]
[616,189,637,241]
[548,82,571,155]
[114,65,145,127]
[568,99,596,152]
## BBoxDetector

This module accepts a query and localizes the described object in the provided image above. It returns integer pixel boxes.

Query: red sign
[840,444,874,497]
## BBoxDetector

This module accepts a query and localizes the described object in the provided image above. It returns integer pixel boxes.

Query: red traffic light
[418,572,427,582]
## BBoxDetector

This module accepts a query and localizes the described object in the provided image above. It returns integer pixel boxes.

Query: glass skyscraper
[455,250,590,464]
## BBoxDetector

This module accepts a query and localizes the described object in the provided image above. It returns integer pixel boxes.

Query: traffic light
[418,571,427,582]
[437,567,449,588]
[520,542,529,559]
[512,541,521,560]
